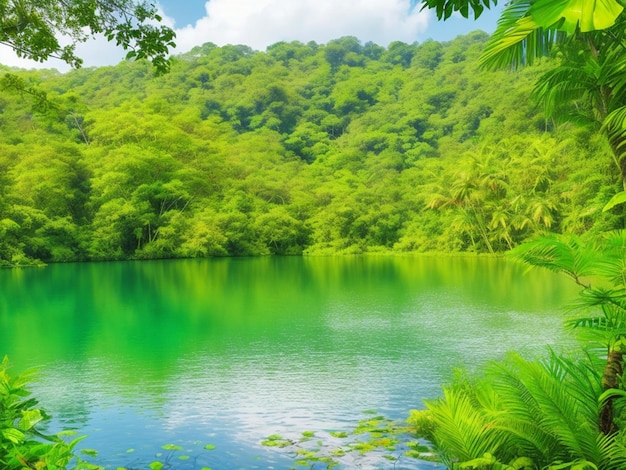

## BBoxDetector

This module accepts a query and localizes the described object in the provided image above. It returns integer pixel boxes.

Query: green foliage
[421,0,498,20]
[410,351,626,469]
[261,434,294,448]
[0,356,98,469]
[0,34,619,263]
[0,0,175,72]
[426,0,626,187]
[411,231,626,467]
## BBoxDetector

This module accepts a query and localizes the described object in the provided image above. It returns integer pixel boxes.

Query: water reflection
[0,256,579,468]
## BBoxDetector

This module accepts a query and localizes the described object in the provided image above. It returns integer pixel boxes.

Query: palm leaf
[488,363,561,462]
[596,432,626,469]
[530,0,623,33]
[480,0,623,71]
[480,0,563,70]
[499,354,601,460]
[425,385,508,464]
[519,364,601,460]
[509,234,603,286]
[533,63,601,120]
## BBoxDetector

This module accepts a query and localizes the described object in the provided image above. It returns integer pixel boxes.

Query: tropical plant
[423,0,626,191]
[410,351,626,469]
[511,232,626,434]
[0,356,98,469]
[410,231,626,467]
[426,138,568,252]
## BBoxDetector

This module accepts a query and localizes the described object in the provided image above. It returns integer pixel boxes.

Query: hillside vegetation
[0,32,619,265]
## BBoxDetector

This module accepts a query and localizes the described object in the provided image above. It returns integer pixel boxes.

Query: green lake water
[0,256,580,468]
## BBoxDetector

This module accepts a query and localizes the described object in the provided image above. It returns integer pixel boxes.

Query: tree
[0,0,175,73]
[423,1,626,188]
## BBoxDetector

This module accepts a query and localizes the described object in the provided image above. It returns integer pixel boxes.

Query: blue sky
[1,0,502,70]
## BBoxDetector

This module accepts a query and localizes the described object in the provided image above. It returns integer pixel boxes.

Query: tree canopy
[0,34,620,265]
[0,0,175,73]
[424,1,626,188]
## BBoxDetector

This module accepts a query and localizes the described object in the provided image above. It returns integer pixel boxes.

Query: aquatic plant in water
[262,411,434,468]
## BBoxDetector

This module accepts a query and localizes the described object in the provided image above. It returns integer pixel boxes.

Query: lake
[0,255,579,469]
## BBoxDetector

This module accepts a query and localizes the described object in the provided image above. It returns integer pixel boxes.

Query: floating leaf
[149,462,163,470]
[126,448,135,453]
[406,441,429,452]
[352,442,375,453]
[204,444,216,450]
[162,443,183,451]
[301,431,315,438]
[178,455,190,460]
[261,434,293,447]
[329,431,348,438]
[295,449,316,458]
[404,449,422,459]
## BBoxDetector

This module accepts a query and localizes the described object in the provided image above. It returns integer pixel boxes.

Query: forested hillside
[0,31,619,265]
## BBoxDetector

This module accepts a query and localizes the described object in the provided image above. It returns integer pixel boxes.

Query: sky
[0,0,503,72]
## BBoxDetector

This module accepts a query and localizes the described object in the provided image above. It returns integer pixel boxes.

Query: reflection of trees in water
[0,256,578,468]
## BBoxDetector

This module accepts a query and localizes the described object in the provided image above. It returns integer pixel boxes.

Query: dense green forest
[0,31,620,265]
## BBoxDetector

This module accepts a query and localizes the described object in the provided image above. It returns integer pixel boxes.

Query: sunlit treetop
[0,0,176,74]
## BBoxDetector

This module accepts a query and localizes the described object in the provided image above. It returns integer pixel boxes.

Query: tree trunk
[600,349,624,435]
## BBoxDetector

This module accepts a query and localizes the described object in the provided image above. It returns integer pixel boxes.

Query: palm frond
[425,386,508,463]
[601,46,626,109]
[509,234,602,287]
[596,432,626,469]
[602,104,626,128]
[498,354,601,460]
[481,0,623,71]
[481,7,561,70]
[530,0,624,33]
[426,351,626,468]
[488,361,561,462]
[533,65,600,118]
[576,289,626,312]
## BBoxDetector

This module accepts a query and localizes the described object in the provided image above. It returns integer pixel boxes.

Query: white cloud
[173,0,431,53]
[0,34,125,73]
[0,1,431,71]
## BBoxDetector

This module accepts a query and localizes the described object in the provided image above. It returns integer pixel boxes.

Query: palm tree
[511,232,626,435]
